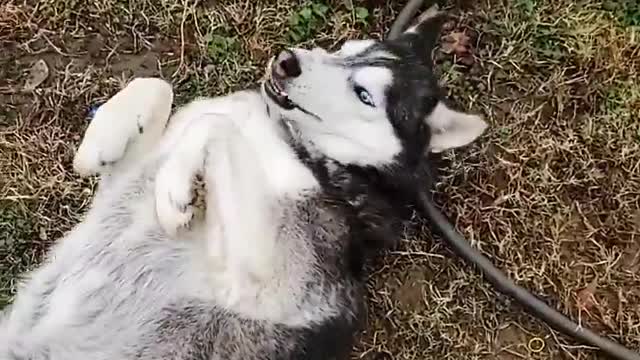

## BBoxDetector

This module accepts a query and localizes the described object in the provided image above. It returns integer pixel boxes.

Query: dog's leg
[73,77,174,180]
[153,94,253,236]
[154,108,278,288]
[153,114,228,236]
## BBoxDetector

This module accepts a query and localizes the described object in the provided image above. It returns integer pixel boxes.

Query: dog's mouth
[262,59,323,121]
[263,78,295,110]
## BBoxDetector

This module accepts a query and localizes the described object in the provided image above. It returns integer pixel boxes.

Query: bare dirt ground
[1,0,639,358]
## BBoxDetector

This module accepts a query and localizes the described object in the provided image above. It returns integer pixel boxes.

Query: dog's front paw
[155,160,197,236]
[73,78,173,176]
[152,113,229,236]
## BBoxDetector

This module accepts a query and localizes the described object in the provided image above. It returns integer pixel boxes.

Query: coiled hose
[389,1,640,359]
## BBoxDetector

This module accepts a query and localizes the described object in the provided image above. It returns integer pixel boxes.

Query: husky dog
[0,10,486,360]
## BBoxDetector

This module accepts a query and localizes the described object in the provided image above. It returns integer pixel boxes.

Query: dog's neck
[261,99,344,189]
[262,92,427,202]
[262,91,427,232]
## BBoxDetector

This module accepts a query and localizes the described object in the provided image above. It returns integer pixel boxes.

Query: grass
[1,0,639,358]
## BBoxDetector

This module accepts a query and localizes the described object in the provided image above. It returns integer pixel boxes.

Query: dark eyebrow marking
[329,42,394,67]
[325,42,398,69]
[341,57,396,68]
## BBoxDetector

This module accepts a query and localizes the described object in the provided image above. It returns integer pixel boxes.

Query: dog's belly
[0,219,345,360]
[2,230,350,360]
[2,225,223,360]
[1,182,357,360]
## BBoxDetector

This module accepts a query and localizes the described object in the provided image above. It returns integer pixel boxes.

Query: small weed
[602,80,640,122]
[205,33,239,63]
[0,204,40,308]
[603,0,640,27]
[514,0,538,16]
[177,75,210,100]
[287,2,329,43]
[353,6,370,26]
[532,25,567,61]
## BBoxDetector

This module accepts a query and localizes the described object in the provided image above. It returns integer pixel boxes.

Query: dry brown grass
[1,0,639,359]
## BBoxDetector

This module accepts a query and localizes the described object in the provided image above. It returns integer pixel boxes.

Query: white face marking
[335,39,376,57]
[262,44,403,167]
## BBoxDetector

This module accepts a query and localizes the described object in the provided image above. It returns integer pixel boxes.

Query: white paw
[73,106,146,176]
[155,159,198,236]
[73,78,173,176]
[153,114,225,235]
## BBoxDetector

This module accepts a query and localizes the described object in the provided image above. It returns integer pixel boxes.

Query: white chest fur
[151,91,329,325]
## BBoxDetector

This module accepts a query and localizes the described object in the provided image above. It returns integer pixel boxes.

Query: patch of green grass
[514,0,539,16]
[287,1,330,43]
[603,0,640,27]
[0,202,40,308]
[205,33,240,63]
[598,79,640,145]
[603,80,640,118]
[531,24,569,61]
[353,6,370,27]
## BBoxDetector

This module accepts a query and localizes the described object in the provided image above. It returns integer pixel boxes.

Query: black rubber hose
[388,0,427,39]
[388,2,640,359]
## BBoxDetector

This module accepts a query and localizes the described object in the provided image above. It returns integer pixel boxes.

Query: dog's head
[261,9,487,168]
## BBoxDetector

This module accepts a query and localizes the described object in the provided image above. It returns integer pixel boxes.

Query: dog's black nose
[274,49,301,78]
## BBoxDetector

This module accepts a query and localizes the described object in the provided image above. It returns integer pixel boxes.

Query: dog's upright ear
[390,5,487,152]
[425,101,488,153]
[396,5,448,64]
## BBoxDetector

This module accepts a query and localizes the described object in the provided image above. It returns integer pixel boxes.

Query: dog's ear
[425,101,488,153]
[397,6,448,64]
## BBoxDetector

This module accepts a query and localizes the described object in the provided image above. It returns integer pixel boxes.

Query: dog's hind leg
[73,77,174,181]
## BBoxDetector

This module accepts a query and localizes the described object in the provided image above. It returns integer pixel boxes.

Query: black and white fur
[0,10,487,360]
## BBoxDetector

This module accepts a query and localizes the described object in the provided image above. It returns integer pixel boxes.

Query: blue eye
[354,86,375,107]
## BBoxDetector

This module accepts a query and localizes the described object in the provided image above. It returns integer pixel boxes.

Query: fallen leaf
[441,31,471,56]
[576,278,598,311]
[458,55,475,66]
[24,59,49,91]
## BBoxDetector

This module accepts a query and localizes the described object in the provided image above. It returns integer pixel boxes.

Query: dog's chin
[262,79,295,111]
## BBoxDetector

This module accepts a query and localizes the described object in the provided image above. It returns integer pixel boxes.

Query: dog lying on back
[0,10,486,360]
